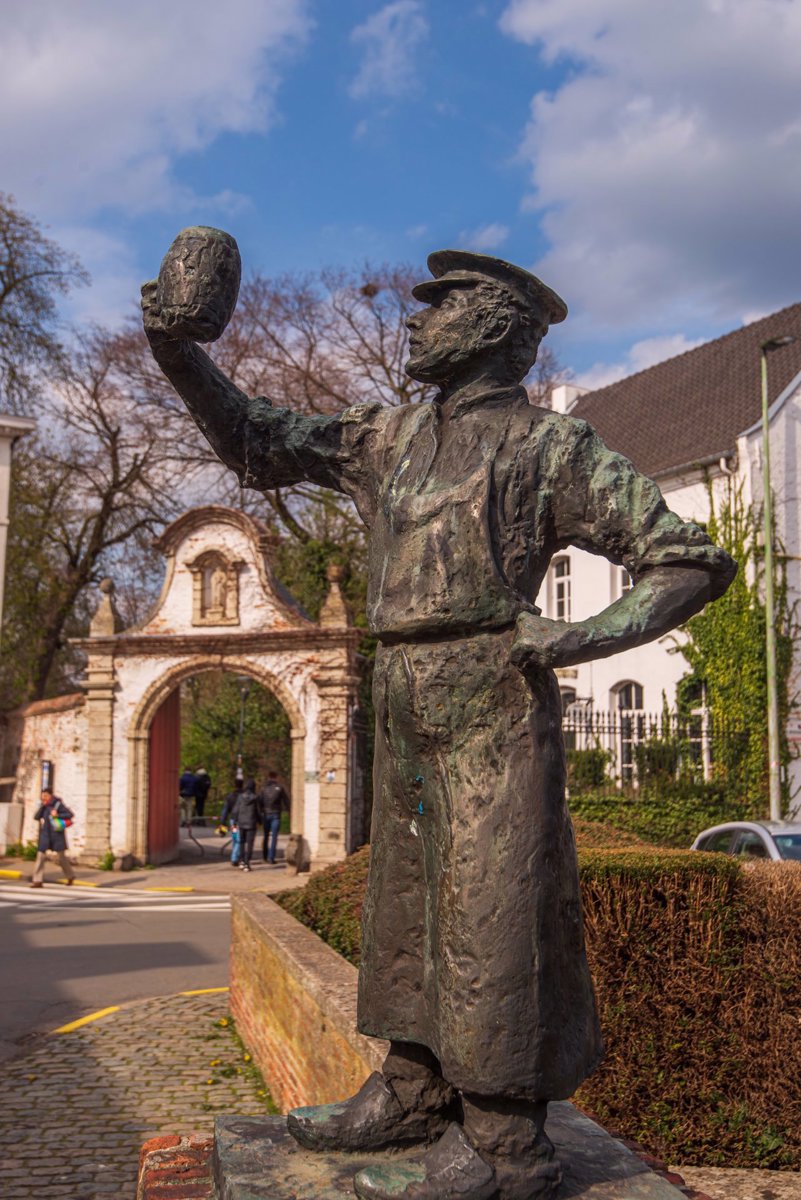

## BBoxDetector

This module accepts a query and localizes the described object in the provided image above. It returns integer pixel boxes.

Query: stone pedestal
[212,1111,688,1199]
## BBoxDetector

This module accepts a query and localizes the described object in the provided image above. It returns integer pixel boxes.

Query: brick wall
[229,893,386,1112]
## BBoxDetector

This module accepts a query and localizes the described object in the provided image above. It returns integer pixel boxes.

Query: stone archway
[126,657,308,863]
[73,507,363,869]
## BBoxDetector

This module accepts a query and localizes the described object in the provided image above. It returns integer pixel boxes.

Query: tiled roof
[570,303,801,478]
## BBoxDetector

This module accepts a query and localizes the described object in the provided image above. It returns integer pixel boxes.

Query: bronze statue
[143,231,735,1200]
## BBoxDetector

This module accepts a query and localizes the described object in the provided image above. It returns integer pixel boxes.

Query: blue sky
[4,0,801,386]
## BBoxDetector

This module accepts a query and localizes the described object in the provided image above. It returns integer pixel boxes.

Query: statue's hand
[510,611,588,671]
[141,279,173,343]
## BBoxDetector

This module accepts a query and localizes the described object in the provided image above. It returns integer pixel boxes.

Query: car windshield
[772,834,801,862]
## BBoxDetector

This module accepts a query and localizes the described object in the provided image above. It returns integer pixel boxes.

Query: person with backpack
[230,779,263,873]
[30,789,77,888]
[260,771,290,865]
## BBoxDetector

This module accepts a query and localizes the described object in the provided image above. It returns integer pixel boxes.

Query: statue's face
[405,285,494,385]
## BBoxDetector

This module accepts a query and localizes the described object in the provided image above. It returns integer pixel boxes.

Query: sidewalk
[0,825,307,895]
[0,990,269,1200]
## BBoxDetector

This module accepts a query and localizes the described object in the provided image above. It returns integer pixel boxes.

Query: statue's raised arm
[142,227,387,517]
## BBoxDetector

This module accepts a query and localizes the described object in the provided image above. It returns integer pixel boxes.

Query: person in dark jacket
[231,779,263,872]
[193,767,212,820]
[30,790,76,887]
[178,767,197,825]
[260,772,290,864]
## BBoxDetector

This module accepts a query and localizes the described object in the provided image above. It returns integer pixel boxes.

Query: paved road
[0,881,232,1062]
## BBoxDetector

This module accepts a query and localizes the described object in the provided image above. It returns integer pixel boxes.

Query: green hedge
[276,840,801,1169]
[568,786,752,848]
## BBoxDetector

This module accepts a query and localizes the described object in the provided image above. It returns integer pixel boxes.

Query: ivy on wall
[678,481,797,815]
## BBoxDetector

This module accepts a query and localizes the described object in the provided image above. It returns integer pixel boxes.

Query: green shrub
[568,783,746,848]
[97,849,115,871]
[6,839,39,861]
[567,747,609,790]
[276,841,801,1168]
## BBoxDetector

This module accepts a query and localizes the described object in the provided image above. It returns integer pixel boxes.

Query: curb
[0,868,22,879]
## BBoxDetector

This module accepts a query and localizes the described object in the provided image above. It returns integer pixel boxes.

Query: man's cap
[411,249,568,325]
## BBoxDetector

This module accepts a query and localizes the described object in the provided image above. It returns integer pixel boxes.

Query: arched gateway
[73,506,366,869]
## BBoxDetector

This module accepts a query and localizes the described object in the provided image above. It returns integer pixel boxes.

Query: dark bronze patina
[143,231,735,1200]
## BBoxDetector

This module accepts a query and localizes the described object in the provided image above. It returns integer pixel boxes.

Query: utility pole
[0,411,36,637]
[761,336,795,822]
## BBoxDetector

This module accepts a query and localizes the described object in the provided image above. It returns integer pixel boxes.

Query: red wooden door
[147,687,181,863]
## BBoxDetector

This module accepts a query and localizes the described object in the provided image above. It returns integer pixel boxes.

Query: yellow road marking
[179,987,229,996]
[143,886,195,893]
[0,869,23,879]
[56,878,98,887]
[54,1006,120,1033]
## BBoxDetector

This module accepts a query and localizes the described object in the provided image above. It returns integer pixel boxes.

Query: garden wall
[229,892,385,1112]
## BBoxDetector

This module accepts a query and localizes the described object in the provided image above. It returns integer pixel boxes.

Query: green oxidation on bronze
[144,242,735,1195]
[359,1163,427,1192]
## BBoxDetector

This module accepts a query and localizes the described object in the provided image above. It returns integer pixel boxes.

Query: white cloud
[458,223,510,252]
[349,1,429,100]
[500,0,801,337]
[0,0,311,221]
[577,334,705,391]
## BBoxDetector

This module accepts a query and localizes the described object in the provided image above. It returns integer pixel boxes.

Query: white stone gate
[66,505,365,868]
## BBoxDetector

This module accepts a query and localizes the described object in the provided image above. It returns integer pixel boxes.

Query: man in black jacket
[30,790,77,887]
[260,772,289,864]
[231,780,263,873]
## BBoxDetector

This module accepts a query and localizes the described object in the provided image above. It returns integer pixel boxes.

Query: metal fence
[562,707,750,793]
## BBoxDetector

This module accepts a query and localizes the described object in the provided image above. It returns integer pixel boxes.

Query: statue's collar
[439,383,529,418]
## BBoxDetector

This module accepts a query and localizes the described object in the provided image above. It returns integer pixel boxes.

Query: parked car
[691,821,801,862]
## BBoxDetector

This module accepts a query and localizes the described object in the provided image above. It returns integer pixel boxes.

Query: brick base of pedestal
[137,1133,214,1200]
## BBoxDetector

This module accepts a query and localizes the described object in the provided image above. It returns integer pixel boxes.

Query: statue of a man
[143,246,735,1200]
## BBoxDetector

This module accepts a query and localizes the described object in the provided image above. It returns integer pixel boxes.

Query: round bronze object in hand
[156,226,241,342]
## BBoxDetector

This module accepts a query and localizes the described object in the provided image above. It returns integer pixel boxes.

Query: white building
[537,302,801,797]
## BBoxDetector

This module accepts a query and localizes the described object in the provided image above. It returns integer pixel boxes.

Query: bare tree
[1,326,192,703]
[0,193,88,413]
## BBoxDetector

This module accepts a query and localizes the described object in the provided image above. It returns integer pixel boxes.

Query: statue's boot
[288,1044,454,1152]
[462,1094,562,1200]
[353,1123,496,1200]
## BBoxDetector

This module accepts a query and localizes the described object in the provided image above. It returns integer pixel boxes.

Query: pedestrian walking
[193,767,212,821]
[178,766,197,826]
[30,790,76,888]
[218,782,243,867]
[231,779,263,873]
[260,771,289,864]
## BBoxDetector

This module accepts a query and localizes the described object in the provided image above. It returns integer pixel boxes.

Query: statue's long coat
[234,384,734,1101]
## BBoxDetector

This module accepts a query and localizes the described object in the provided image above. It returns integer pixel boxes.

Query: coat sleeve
[33,805,45,821]
[58,802,75,822]
[550,419,736,599]
[228,400,391,527]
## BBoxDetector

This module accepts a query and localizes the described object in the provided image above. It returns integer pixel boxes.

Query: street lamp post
[235,675,252,785]
[761,335,795,822]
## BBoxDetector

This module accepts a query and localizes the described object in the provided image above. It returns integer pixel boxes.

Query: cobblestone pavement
[0,990,272,1200]
[671,1165,801,1199]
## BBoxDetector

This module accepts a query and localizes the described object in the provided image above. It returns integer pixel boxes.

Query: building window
[611,680,644,784]
[613,681,643,712]
[560,687,577,715]
[552,557,571,621]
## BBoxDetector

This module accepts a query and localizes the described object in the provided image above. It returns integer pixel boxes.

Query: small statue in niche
[208,562,228,616]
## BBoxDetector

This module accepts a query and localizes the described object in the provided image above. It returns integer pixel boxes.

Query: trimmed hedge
[276,833,801,1169]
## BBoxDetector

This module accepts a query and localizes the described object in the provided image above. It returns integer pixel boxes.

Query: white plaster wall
[13,700,88,856]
